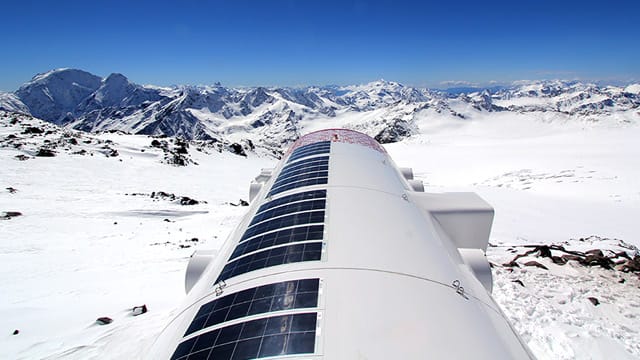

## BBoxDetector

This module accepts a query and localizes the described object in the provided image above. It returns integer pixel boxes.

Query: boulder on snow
[132,304,148,316]
[22,126,44,134]
[2,211,23,220]
[587,297,600,306]
[229,143,247,157]
[95,317,113,325]
[36,148,56,157]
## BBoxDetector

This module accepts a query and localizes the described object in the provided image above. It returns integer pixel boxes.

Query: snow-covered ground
[1,110,639,359]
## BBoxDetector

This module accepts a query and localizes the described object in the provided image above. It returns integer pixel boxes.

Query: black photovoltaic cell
[231,225,324,260]
[289,140,330,155]
[272,170,329,190]
[278,156,329,179]
[216,242,323,283]
[241,211,325,241]
[287,145,331,163]
[273,165,329,187]
[286,141,330,163]
[184,279,320,337]
[256,190,327,217]
[172,313,318,360]
[249,199,325,227]
[268,177,328,197]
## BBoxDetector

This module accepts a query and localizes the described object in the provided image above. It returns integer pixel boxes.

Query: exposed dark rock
[22,126,44,134]
[512,279,525,287]
[583,254,613,270]
[36,148,56,157]
[132,304,148,316]
[14,154,31,161]
[95,317,113,325]
[523,261,549,270]
[551,256,567,265]
[108,149,119,157]
[374,119,414,144]
[6,187,17,194]
[587,297,600,306]
[230,143,246,157]
[230,199,250,207]
[2,211,23,219]
[502,260,520,268]
[67,138,78,145]
[622,256,640,272]
[13,329,19,335]
[180,197,199,205]
[561,254,584,262]
[151,139,162,147]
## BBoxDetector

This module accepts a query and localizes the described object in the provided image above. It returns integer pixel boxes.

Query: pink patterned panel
[286,129,386,156]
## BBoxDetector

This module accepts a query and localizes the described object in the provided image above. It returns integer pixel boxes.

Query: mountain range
[1,68,639,151]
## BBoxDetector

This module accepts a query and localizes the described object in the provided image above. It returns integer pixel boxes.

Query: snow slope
[1,109,639,359]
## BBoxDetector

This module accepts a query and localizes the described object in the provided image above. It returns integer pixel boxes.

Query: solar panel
[216,242,323,283]
[272,169,329,190]
[278,156,329,178]
[184,279,320,337]
[273,165,329,186]
[256,190,326,215]
[250,199,325,227]
[231,225,324,260]
[242,210,325,241]
[171,313,318,360]
[287,145,331,163]
[286,141,330,162]
[268,177,328,197]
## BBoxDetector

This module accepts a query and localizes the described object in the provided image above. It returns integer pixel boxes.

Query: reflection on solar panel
[172,313,318,360]
[242,211,325,241]
[184,279,320,336]
[231,225,324,260]
[286,141,330,163]
[216,242,323,283]
[256,190,327,216]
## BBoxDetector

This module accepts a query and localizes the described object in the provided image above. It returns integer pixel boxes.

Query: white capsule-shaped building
[149,129,533,360]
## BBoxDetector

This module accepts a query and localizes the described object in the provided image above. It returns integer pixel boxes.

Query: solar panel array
[184,279,320,336]
[266,142,331,197]
[268,158,329,197]
[174,279,321,360]
[230,225,324,261]
[286,141,331,163]
[171,141,332,359]
[172,312,318,360]
[216,242,323,283]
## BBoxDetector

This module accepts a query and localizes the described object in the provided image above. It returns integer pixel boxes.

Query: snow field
[1,110,639,359]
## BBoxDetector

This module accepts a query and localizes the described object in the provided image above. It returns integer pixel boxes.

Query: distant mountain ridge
[1,69,639,149]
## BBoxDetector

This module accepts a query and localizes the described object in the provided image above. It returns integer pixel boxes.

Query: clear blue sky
[1,0,638,90]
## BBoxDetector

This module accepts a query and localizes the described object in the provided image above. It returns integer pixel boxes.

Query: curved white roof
[149,129,533,359]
